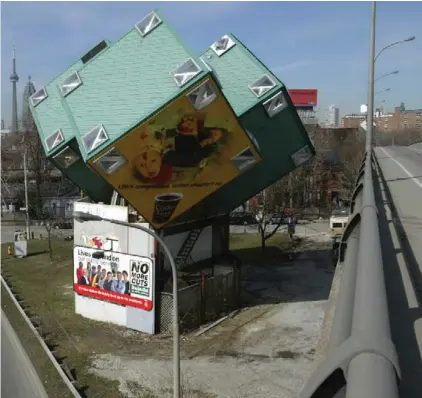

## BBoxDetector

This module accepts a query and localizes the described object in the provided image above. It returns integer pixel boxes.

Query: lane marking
[379,147,422,188]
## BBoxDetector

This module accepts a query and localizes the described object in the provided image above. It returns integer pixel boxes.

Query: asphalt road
[375,145,422,397]
[1,310,49,398]
[1,224,72,244]
[376,146,422,276]
[230,220,330,236]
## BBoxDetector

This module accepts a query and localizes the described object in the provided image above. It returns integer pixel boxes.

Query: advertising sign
[73,246,153,311]
[90,77,261,228]
[288,89,318,108]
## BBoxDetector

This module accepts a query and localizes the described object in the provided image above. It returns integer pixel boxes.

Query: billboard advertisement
[90,77,261,228]
[288,89,318,108]
[73,246,153,311]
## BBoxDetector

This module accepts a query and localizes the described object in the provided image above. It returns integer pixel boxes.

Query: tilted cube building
[167,33,315,225]
[31,10,314,229]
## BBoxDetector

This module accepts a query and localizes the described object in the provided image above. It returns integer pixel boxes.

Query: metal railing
[299,150,401,397]
[300,3,400,396]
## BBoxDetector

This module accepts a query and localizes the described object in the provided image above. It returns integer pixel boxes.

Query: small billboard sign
[73,246,153,311]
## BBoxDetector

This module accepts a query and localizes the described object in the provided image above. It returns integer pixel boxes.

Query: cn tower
[10,45,19,132]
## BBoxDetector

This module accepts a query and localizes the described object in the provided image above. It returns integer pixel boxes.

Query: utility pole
[366,2,376,153]
[23,150,30,239]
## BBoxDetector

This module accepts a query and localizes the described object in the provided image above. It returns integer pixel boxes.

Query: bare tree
[249,180,288,253]
[336,130,365,200]
[2,127,77,258]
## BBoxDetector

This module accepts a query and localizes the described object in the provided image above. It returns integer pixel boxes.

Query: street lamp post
[73,211,180,398]
[20,135,31,239]
[375,88,390,95]
[374,36,415,62]
[373,33,415,147]
[374,70,399,82]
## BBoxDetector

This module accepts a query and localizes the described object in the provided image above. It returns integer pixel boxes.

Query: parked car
[270,214,284,225]
[229,212,257,226]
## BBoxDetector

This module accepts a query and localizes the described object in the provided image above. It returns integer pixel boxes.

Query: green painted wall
[50,139,113,203]
[30,60,83,156]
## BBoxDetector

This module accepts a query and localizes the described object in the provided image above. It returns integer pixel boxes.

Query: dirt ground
[1,229,334,398]
[89,234,334,398]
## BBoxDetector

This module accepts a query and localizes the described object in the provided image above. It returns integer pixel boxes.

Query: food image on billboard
[73,246,153,311]
[90,77,261,228]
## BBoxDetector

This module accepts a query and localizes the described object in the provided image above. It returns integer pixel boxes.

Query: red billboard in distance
[288,89,318,108]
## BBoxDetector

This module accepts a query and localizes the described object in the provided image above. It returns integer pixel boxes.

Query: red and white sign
[73,246,153,311]
[74,284,153,310]
[288,89,318,108]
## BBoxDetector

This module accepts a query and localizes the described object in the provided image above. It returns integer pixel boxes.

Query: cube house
[30,10,315,229]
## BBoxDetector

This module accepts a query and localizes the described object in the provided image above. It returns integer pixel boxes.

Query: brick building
[342,104,422,135]
[374,104,421,134]
[341,114,366,128]
[241,127,364,215]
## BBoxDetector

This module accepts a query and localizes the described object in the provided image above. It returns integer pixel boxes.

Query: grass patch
[229,232,294,264]
[1,233,294,397]
[1,289,75,398]
[1,240,131,398]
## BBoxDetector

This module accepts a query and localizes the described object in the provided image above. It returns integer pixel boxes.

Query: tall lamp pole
[374,34,415,147]
[375,36,415,62]
[374,70,399,82]
[20,135,31,239]
[367,2,376,154]
[73,211,180,398]
[23,151,30,239]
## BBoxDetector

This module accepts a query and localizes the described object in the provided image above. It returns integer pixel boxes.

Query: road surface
[376,146,422,276]
[1,310,49,398]
[1,224,72,244]
[230,220,330,237]
[375,145,422,398]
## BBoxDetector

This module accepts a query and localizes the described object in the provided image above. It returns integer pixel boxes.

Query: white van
[329,209,349,235]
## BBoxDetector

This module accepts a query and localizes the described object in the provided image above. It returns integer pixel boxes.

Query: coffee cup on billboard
[152,193,183,224]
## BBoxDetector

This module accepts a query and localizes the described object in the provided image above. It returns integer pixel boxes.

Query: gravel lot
[89,228,334,398]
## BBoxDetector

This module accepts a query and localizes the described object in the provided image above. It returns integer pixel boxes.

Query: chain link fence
[157,264,240,334]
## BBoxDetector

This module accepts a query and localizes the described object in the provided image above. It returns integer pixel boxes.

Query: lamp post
[373,33,415,148]
[374,35,415,63]
[73,211,180,398]
[20,135,30,239]
[375,88,390,95]
[374,70,399,82]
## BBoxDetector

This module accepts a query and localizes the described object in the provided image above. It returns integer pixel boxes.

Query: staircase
[175,228,203,267]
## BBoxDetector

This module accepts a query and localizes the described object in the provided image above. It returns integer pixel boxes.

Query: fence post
[200,272,206,324]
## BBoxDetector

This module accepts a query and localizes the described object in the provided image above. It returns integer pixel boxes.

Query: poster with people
[90,77,261,228]
[73,246,153,311]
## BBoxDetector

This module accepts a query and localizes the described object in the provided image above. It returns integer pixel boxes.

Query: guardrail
[299,149,401,398]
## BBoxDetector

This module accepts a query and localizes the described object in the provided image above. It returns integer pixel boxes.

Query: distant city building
[341,114,366,129]
[326,105,340,127]
[1,119,4,130]
[375,104,422,134]
[22,76,36,131]
[360,104,368,114]
[288,89,319,126]
[342,103,422,133]
[297,109,319,125]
